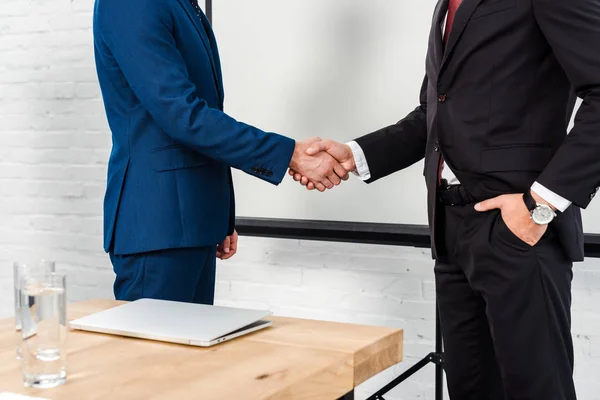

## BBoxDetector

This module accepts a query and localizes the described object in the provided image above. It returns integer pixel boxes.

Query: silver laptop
[69,298,273,347]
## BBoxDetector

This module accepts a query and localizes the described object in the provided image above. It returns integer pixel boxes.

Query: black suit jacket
[355,0,600,261]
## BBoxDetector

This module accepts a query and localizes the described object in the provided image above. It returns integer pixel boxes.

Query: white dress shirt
[344,8,572,213]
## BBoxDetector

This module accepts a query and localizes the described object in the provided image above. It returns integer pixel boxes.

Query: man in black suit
[291,0,600,398]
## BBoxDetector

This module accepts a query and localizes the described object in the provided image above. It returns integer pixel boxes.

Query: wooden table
[0,300,403,400]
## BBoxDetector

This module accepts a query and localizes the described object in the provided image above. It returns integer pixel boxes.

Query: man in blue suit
[93,0,348,304]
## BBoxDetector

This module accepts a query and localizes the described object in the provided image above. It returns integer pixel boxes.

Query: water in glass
[20,272,67,388]
[14,260,56,360]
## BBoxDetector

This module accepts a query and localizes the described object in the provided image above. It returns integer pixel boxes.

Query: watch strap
[522,191,537,212]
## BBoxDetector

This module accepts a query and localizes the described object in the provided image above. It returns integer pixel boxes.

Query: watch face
[532,204,555,224]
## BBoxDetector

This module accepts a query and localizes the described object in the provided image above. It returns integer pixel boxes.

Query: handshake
[287,137,356,192]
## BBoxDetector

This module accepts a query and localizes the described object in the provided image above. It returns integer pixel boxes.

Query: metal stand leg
[366,302,444,400]
[205,0,212,22]
[435,305,444,400]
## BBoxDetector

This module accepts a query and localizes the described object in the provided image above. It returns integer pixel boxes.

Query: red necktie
[444,0,462,43]
[438,0,462,186]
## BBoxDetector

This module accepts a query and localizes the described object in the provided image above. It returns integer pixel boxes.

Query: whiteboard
[213,1,600,234]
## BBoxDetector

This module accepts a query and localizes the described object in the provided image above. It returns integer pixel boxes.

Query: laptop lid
[69,298,272,344]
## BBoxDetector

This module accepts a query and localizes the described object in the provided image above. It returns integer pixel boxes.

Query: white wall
[1,1,600,399]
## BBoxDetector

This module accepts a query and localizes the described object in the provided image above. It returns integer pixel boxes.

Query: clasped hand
[288,139,355,191]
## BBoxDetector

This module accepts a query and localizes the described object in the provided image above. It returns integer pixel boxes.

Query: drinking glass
[14,260,56,360]
[19,271,67,389]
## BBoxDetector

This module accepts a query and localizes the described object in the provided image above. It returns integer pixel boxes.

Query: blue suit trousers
[110,247,216,305]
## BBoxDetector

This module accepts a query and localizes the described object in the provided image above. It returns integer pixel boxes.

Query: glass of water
[14,260,56,359]
[19,271,67,389]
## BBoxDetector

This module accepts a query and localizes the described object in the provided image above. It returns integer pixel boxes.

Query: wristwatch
[523,191,556,225]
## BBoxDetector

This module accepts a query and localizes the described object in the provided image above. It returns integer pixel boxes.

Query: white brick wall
[1,1,599,399]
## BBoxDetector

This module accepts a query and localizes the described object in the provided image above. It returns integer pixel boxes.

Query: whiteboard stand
[204,0,212,24]
[366,305,444,400]
[204,0,600,395]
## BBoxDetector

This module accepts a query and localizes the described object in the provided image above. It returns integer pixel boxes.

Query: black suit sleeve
[533,0,600,208]
[354,74,428,183]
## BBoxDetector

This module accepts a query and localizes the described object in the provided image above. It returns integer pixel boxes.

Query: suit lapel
[440,0,484,71]
[176,0,222,103]
[429,0,448,72]
[198,13,225,104]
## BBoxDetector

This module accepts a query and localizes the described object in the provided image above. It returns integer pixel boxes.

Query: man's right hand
[288,137,350,192]
[289,140,356,190]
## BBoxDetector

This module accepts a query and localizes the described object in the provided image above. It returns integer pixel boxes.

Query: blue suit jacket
[93,0,295,255]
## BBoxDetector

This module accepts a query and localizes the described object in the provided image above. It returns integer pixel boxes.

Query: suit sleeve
[95,0,295,185]
[533,0,600,208]
[354,74,429,183]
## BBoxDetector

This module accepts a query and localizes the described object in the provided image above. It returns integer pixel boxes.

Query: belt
[438,181,476,206]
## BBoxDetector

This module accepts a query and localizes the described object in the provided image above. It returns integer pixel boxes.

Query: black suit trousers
[435,202,576,400]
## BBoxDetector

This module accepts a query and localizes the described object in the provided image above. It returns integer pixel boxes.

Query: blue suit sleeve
[95,0,295,185]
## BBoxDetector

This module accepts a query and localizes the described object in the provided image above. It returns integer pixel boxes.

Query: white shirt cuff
[531,182,572,212]
[346,141,371,181]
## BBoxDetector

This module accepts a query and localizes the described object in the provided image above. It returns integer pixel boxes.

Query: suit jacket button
[434,144,439,152]
[438,94,447,103]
